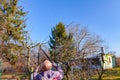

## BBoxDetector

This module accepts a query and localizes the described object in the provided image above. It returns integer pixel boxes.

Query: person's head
[41,60,52,71]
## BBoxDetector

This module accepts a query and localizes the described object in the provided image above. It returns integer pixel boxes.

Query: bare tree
[67,24,103,80]
[22,34,40,73]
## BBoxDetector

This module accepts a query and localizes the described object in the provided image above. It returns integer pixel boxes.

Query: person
[33,60,63,80]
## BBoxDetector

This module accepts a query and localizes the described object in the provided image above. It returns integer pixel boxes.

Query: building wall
[101,54,115,69]
[112,56,116,68]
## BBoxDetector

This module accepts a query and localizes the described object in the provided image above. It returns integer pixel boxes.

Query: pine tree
[49,22,76,80]
[1,0,26,42]
[49,22,75,62]
[0,0,27,65]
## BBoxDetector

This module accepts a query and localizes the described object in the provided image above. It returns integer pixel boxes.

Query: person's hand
[52,62,57,67]
[35,65,40,72]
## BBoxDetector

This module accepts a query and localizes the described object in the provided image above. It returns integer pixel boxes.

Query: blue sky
[19,0,120,56]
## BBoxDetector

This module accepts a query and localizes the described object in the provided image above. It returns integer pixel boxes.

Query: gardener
[33,59,63,80]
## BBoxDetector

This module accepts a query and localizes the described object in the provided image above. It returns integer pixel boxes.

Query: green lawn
[91,67,120,80]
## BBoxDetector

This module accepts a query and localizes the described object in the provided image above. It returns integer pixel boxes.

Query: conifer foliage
[49,22,75,63]
[0,0,27,65]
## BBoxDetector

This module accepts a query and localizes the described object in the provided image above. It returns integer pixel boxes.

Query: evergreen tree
[0,0,27,65]
[49,22,67,61]
[49,22,76,79]
[49,22,67,54]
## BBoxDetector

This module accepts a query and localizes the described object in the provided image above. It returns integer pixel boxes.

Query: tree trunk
[27,47,30,72]
[64,63,71,80]
[98,75,102,80]
[66,72,71,80]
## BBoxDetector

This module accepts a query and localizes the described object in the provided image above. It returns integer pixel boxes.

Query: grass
[91,67,120,80]
[1,67,120,80]
[2,72,30,79]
